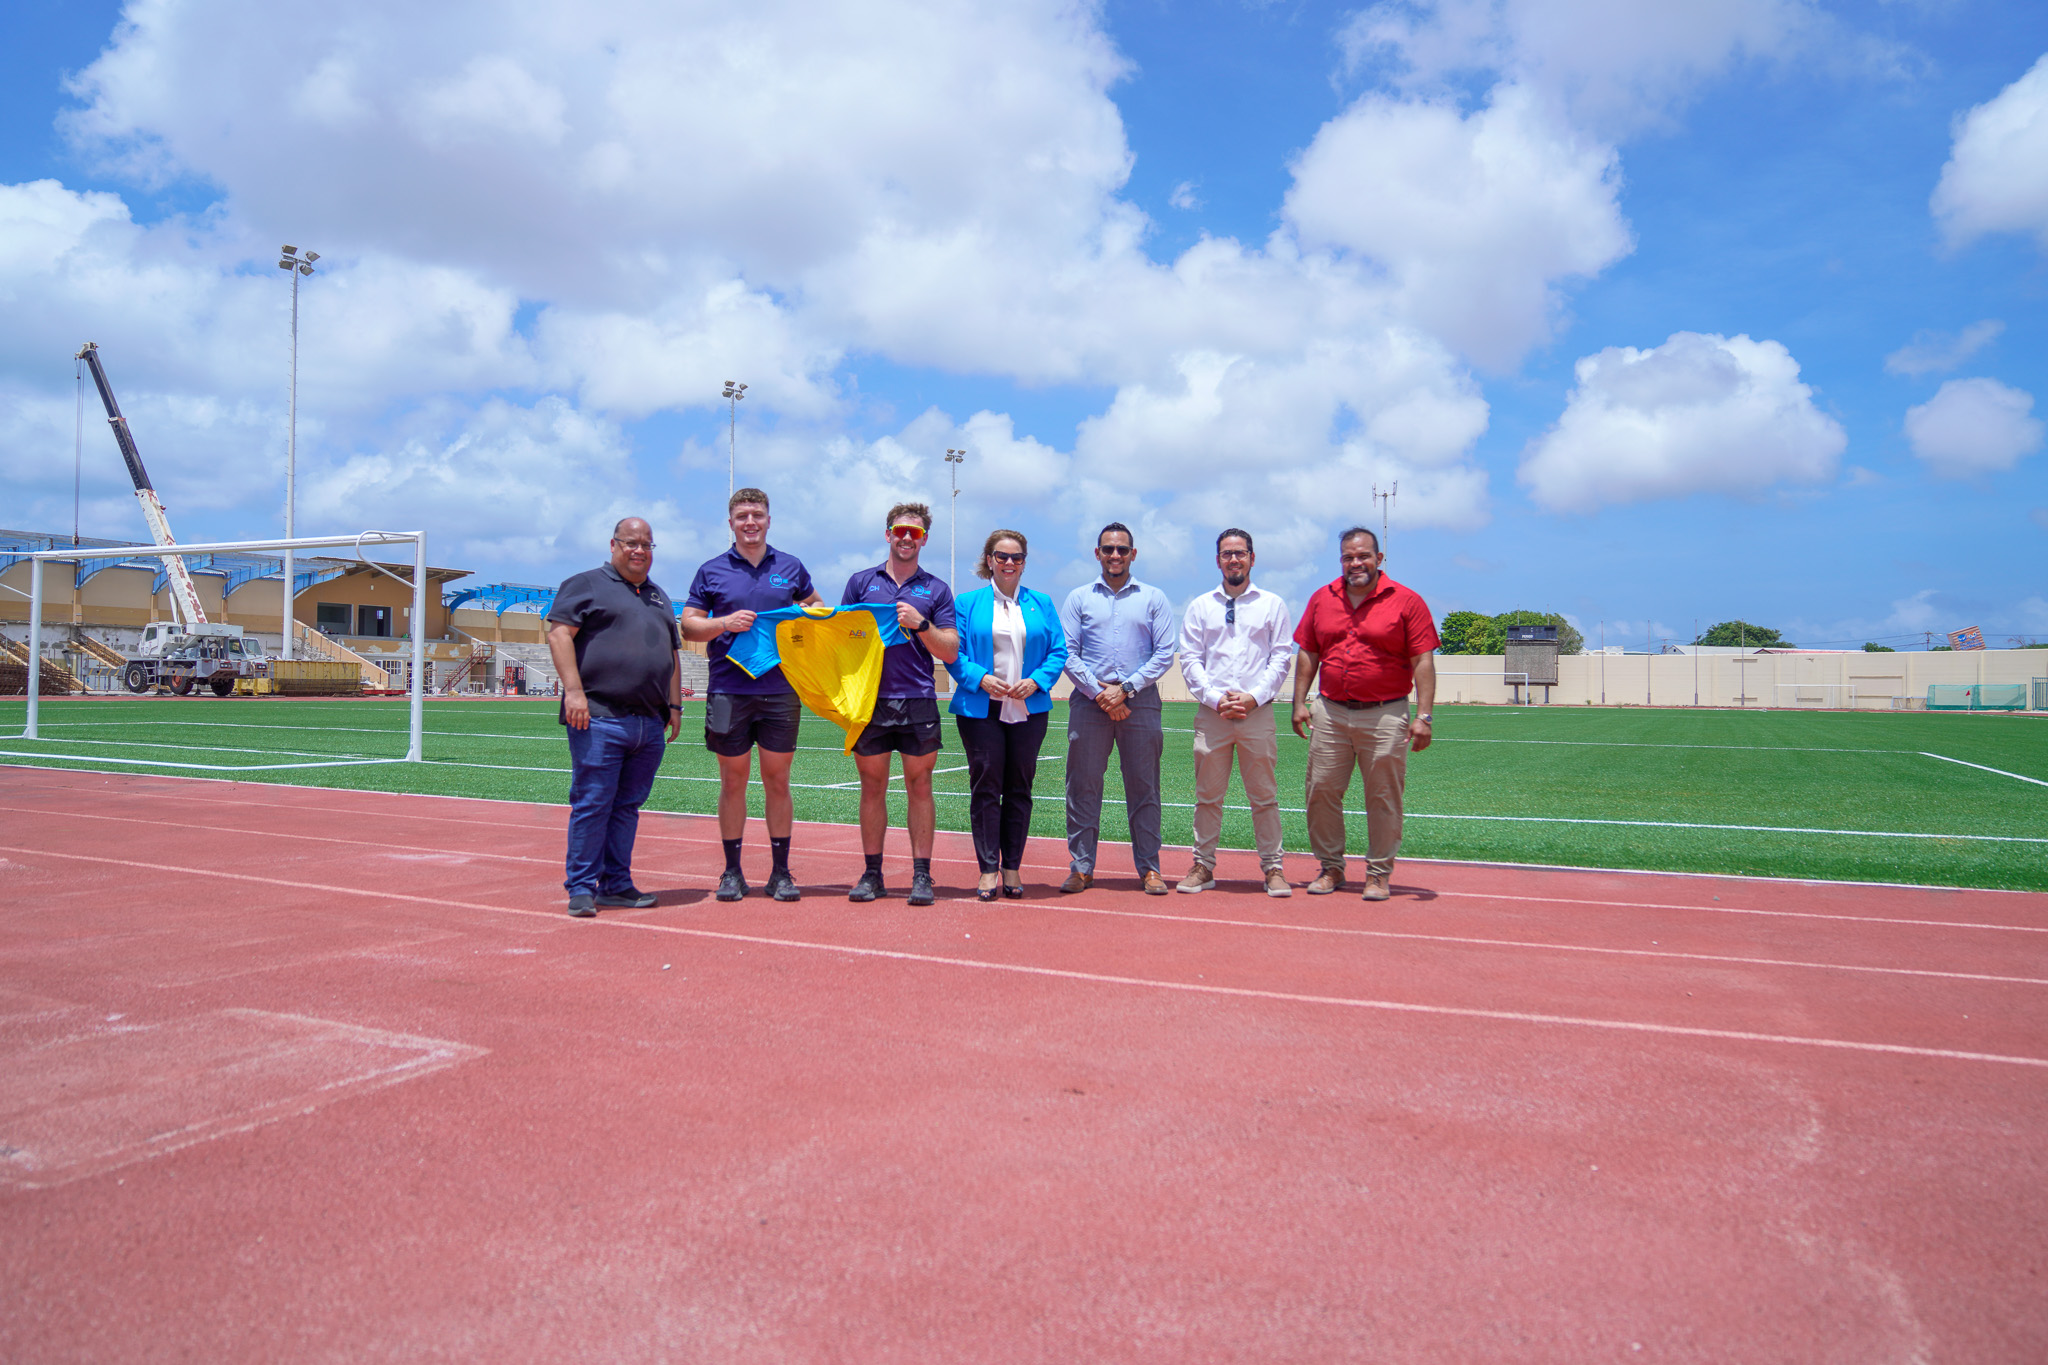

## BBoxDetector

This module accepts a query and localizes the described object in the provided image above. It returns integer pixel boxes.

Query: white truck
[79,342,271,697]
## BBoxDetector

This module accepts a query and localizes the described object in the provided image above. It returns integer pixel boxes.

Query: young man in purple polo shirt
[683,488,823,902]
[839,501,959,905]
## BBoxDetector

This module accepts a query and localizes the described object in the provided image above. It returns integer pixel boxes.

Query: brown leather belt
[1322,695,1405,711]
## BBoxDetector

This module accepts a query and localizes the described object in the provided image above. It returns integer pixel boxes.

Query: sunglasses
[888,524,928,542]
[1097,545,1133,557]
[989,550,1026,564]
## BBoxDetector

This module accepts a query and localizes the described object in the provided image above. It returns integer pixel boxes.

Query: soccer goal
[11,531,429,769]
[1771,683,1856,709]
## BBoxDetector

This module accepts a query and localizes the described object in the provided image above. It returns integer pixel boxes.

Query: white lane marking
[1922,752,2048,789]
[4,843,2045,1071]
[1039,902,2048,984]
[12,798,2040,938]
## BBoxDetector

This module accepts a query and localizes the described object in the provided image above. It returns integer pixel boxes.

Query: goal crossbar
[16,532,428,761]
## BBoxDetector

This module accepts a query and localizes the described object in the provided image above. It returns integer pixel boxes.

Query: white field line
[1922,752,2048,788]
[5,842,2046,1071]
[0,750,408,773]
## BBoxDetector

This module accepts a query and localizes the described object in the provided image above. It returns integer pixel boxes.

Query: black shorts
[852,696,943,758]
[704,692,803,757]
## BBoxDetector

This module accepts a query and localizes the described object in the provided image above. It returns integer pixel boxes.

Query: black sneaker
[566,893,597,918]
[596,887,657,909]
[847,869,885,902]
[907,870,936,906]
[715,868,748,902]
[765,868,801,902]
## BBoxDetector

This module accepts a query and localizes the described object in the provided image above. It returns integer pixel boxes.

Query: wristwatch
[910,618,931,635]
[1415,712,1432,721]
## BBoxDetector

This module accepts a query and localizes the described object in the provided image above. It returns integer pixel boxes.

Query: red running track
[2,766,2046,1362]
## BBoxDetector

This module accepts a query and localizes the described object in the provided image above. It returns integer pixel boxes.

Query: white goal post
[1771,683,1857,709]
[16,531,428,761]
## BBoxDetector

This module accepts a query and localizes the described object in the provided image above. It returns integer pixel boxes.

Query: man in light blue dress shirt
[1058,522,1179,895]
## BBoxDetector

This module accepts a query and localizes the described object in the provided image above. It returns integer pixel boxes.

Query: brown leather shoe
[1175,866,1214,894]
[1059,870,1093,894]
[1305,868,1344,896]
[1362,874,1392,902]
[1264,869,1293,898]
[1141,870,1170,896]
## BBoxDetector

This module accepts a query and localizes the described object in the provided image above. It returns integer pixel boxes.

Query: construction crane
[75,342,264,695]
[76,342,208,629]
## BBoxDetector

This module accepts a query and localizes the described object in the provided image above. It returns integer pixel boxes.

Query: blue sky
[2,0,2043,650]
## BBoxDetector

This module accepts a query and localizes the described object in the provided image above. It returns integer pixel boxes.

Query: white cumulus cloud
[1518,331,1846,512]
[1284,83,1631,370]
[1933,52,2048,251]
[1903,377,2043,478]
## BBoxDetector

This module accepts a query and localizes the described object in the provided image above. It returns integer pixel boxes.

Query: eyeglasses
[889,525,928,542]
[1097,545,1133,557]
[1217,550,1250,561]
[613,539,655,552]
[989,550,1026,564]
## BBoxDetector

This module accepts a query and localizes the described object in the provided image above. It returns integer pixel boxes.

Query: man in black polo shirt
[545,517,685,917]
[840,501,959,905]
[682,487,823,903]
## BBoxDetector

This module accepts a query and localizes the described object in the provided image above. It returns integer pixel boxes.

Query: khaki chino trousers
[1304,696,1410,878]
[1190,703,1285,872]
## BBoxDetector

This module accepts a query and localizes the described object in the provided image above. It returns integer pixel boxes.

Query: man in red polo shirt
[1290,526,1438,901]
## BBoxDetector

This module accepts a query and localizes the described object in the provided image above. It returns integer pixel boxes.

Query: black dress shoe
[715,868,748,902]
[596,888,658,908]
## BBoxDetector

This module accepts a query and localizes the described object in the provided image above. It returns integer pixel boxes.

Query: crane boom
[76,342,208,628]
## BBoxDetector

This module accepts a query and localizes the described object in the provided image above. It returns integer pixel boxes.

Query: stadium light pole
[278,245,319,660]
[1693,618,1699,707]
[944,448,966,585]
[722,380,747,498]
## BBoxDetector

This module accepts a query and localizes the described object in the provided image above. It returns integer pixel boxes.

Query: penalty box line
[5,842,2046,1073]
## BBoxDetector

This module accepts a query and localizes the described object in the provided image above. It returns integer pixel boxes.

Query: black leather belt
[1323,695,1404,711]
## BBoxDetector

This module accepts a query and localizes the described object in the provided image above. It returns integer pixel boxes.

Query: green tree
[1493,609,1583,655]
[1861,642,1896,652]
[1438,610,1495,655]
[1696,620,1790,649]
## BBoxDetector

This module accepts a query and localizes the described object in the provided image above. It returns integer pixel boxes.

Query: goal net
[4,532,429,774]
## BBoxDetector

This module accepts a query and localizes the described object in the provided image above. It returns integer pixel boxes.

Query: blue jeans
[564,714,666,896]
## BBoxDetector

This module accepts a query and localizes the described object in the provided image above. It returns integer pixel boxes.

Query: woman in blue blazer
[946,529,1069,900]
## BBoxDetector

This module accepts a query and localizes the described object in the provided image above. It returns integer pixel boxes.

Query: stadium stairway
[0,636,85,693]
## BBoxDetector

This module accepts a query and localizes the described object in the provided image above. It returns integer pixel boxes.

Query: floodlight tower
[278,244,319,659]
[944,448,966,585]
[722,380,747,498]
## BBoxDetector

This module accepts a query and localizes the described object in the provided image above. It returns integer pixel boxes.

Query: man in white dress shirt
[1176,528,1297,897]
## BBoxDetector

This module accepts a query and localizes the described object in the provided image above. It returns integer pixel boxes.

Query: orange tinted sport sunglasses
[888,524,928,541]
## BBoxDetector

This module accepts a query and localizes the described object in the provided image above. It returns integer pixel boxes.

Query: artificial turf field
[3,695,2044,891]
